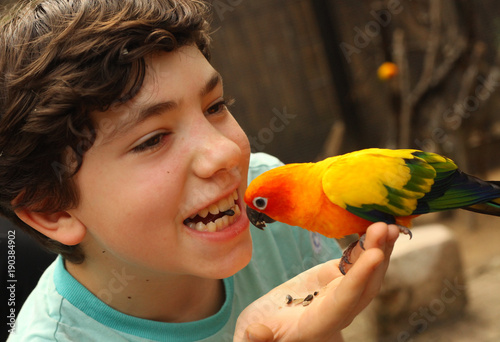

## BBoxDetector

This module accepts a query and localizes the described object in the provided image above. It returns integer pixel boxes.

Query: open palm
[234,222,399,342]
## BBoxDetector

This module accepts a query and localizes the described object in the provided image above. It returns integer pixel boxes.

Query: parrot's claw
[339,226,412,275]
[339,239,359,275]
[396,225,412,239]
[358,234,366,250]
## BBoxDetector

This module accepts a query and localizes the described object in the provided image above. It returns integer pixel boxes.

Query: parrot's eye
[253,197,268,210]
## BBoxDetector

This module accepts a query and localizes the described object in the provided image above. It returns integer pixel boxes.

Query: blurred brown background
[210,0,500,178]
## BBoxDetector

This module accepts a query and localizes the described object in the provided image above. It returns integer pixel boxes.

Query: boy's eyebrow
[136,72,222,125]
[200,71,222,97]
[101,71,223,144]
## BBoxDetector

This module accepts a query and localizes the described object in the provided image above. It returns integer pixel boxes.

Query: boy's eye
[206,97,235,115]
[132,132,169,153]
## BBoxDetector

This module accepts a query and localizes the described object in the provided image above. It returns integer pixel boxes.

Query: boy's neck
[65,258,226,323]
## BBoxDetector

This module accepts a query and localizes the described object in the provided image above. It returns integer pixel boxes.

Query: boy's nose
[191,124,241,180]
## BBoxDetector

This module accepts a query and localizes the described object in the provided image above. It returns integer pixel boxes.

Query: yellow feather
[321,148,434,216]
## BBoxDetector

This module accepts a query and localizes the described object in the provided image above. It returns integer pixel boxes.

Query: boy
[0,0,398,341]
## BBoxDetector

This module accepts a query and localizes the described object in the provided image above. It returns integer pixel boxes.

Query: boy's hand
[234,222,399,342]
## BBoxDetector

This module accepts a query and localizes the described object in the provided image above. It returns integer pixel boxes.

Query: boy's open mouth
[183,190,241,232]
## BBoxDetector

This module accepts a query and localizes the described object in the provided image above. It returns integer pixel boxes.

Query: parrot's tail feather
[462,198,500,217]
[419,171,500,215]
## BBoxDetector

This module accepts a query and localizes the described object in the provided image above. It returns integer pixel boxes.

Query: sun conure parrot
[244,148,500,274]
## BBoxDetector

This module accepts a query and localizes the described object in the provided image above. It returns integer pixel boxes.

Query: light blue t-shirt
[8,153,342,341]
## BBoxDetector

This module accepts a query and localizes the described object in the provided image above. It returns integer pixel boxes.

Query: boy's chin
[198,241,253,280]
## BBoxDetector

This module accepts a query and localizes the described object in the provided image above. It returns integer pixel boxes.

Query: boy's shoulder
[10,256,238,342]
[8,257,148,342]
[7,260,60,341]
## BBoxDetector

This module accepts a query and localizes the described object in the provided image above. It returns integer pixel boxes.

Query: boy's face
[68,45,252,279]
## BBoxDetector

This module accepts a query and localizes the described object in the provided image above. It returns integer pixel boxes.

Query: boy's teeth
[219,198,230,211]
[199,207,209,218]
[193,209,239,232]
[207,221,217,232]
[195,190,238,217]
[195,221,204,232]
[187,190,241,232]
[208,204,219,215]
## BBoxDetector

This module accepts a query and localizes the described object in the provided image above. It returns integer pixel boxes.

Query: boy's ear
[15,208,86,246]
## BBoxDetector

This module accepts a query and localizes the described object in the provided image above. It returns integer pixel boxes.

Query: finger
[346,222,389,265]
[355,224,400,310]
[361,222,390,250]
[313,259,346,288]
[386,224,401,248]
[362,223,400,281]
[322,248,385,329]
[244,323,274,342]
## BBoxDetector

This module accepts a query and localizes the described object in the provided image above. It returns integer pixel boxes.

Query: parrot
[244,148,500,274]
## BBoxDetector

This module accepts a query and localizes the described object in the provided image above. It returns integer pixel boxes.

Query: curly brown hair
[0,0,212,263]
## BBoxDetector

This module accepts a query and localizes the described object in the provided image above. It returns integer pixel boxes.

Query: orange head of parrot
[244,164,304,230]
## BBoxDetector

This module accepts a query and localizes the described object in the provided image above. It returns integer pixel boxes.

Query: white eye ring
[253,197,268,210]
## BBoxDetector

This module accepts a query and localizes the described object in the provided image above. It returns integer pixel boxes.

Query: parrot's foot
[358,226,410,252]
[358,234,366,250]
[339,225,412,275]
[397,225,412,239]
[339,239,359,275]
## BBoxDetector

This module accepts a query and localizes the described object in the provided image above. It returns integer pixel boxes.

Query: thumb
[244,323,274,342]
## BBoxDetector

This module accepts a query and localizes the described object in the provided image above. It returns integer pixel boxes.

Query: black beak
[246,206,276,230]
